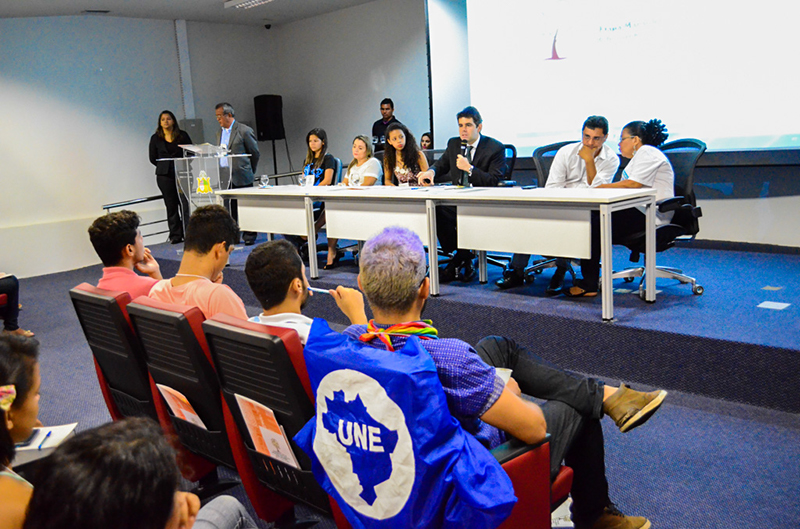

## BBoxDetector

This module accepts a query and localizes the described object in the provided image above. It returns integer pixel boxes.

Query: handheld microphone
[460,139,469,187]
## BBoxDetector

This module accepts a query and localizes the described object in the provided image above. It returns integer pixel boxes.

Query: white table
[218,185,657,321]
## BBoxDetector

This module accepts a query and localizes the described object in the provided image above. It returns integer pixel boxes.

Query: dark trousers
[0,275,22,331]
[436,205,474,266]
[156,175,188,241]
[229,182,257,244]
[474,336,610,524]
[579,209,647,291]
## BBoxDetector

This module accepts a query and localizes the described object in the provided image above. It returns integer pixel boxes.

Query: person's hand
[455,154,472,172]
[577,144,596,163]
[506,377,521,397]
[135,248,163,279]
[166,492,200,529]
[417,170,434,186]
[330,286,367,324]
[212,271,224,284]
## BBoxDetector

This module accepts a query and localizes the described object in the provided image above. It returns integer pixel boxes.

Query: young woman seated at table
[325,135,384,269]
[383,123,428,186]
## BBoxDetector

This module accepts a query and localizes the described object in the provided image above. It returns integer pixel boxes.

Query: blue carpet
[15,239,800,529]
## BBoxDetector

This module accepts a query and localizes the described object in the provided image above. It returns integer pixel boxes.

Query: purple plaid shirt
[343,323,507,448]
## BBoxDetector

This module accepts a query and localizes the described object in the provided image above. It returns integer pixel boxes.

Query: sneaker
[576,506,651,529]
[603,384,667,433]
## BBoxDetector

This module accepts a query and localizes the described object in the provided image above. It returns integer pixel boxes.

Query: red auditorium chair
[70,284,224,490]
[126,296,293,523]
[203,314,572,529]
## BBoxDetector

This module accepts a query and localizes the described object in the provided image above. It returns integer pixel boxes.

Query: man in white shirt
[245,240,367,343]
[496,116,620,292]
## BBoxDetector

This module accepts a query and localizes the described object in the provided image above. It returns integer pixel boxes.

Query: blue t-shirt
[342,323,507,448]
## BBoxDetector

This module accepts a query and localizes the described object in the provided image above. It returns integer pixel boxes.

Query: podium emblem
[196,171,213,194]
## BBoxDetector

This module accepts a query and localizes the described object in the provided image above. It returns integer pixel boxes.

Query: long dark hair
[154,110,182,140]
[0,335,40,466]
[383,122,422,181]
[304,128,329,170]
[623,119,669,147]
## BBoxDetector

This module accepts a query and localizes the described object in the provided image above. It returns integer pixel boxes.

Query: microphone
[460,139,470,187]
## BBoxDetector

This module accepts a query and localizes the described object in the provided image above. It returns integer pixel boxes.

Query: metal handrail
[102,194,164,211]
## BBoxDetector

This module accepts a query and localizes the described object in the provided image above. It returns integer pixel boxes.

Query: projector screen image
[465,0,799,156]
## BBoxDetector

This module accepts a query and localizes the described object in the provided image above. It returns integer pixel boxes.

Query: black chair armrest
[657,196,684,213]
[490,434,551,464]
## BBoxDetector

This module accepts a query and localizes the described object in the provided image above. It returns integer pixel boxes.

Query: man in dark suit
[418,106,507,282]
[215,102,260,245]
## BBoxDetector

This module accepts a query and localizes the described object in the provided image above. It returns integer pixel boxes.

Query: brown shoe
[603,384,667,433]
[577,506,651,529]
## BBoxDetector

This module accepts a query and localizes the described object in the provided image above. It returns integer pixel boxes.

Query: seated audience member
[566,119,672,298]
[340,226,665,529]
[326,136,383,269]
[0,275,33,338]
[22,417,258,529]
[149,205,246,320]
[88,210,163,298]
[245,240,367,343]
[420,131,433,150]
[497,116,620,293]
[0,335,40,529]
[417,106,507,283]
[383,123,429,186]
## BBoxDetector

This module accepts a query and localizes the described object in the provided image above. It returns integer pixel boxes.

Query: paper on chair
[235,393,299,469]
[157,384,207,430]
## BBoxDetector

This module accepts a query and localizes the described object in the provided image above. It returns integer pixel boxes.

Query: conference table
[217,185,657,321]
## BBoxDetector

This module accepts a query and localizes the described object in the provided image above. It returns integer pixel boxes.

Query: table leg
[644,196,656,302]
[305,197,319,279]
[600,204,614,321]
[477,251,488,283]
[426,200,439,296]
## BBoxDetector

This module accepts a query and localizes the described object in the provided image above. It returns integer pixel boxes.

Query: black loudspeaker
[254,94,286,141]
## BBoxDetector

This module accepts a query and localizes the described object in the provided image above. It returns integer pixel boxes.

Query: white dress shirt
[545,142,620,188]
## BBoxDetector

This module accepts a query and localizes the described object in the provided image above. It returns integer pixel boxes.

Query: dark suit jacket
[216,120,260,186]
[432,135,507,186]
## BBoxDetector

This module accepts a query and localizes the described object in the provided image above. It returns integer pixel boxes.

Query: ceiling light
[224,0,275,9]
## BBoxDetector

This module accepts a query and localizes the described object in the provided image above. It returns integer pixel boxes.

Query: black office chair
[612,139,707,296]
[520,141,580,283]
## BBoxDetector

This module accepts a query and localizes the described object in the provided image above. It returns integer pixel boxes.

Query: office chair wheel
[623,277,635,283]
[693,285,704,295]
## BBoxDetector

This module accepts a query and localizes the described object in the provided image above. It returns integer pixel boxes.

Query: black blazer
[432,135,507,187]
[149,130,192,177]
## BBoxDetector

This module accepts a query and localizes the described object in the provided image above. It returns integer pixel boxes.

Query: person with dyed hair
[343,226,666,529]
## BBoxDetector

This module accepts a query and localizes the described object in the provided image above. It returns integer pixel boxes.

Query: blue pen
[308,286,330,294]
[38,430,52,450]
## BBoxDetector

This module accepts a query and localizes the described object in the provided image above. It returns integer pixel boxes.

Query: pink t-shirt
[97,267,158,299]
[148,278,247,320]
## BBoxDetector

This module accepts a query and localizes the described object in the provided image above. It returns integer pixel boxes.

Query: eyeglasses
[619,136,636,142]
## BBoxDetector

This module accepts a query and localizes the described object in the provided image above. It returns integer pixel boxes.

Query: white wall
[0,16,185,277]
[427,0,470,150]
[272,0,430,170]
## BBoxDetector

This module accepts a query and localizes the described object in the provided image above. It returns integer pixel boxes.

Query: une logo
[336,420,385,453]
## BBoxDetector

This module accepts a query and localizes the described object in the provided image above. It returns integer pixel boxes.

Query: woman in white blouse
[566,119,674,297]
[342,135,382,186]
[325,136,383,269]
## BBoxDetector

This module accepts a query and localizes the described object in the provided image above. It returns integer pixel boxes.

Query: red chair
[69,284,216,482]
[203,314,334,525]
[126,296,293,523]
[203,314,572,529]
